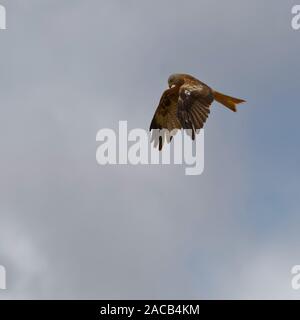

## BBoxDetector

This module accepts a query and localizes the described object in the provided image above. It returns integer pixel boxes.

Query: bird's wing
[150,87,181,150]
[177,82,214,140]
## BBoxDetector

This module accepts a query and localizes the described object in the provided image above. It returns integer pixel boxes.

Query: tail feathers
[213,90,245,112]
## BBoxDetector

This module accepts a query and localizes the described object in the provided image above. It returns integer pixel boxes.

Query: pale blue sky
[0,0,300,299]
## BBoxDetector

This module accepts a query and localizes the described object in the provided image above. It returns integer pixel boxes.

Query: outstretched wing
[149,87,181,150]
[177,82,214,140]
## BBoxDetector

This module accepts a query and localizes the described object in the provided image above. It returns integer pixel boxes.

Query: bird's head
[168,74,185,88]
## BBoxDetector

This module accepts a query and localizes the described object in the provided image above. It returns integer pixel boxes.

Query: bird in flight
[150,73,245,150]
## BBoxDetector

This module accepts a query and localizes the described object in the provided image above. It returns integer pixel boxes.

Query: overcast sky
[1,0,300,299]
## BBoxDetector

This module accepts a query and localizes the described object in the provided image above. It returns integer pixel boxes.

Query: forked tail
[213,90,246,112]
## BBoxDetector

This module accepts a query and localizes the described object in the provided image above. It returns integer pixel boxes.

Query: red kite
[150,73,245,150]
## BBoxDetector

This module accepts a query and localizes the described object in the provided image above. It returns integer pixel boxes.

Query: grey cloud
[0,0,299,299]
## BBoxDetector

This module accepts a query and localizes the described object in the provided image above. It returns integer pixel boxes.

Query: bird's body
[150,73,245,150]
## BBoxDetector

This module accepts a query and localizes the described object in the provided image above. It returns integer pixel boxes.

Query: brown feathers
[150,73,245,150]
